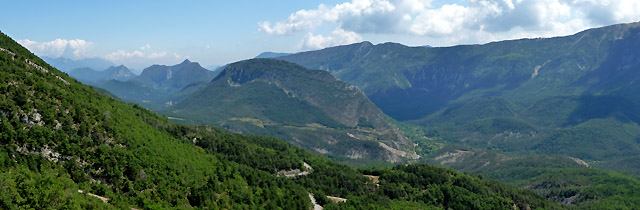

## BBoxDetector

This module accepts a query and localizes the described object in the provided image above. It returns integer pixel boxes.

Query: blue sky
[1,0,639,70]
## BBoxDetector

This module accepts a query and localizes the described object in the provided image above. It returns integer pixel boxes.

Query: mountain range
[0,28,571,210]
[57,22,640,176]
[274,22,640,176]
[82,59,217,109]
[278,22,640,121]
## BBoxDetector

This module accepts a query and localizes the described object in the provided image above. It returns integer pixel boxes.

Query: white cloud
[17,38,184,70]
[570,0,640,25]
[104,50,168,61]
[103,49,183,70]
[299,29,363,50]
[147,51,167,59]
[104,50,143,61]
[260,0,640,47]
[259,0,401,35]
[410,4,468,36]
[17,38,93,58]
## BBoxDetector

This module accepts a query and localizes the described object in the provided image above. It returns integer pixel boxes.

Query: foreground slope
[168,59,416,162]
[0,31,310,209]
[0,31,561,209]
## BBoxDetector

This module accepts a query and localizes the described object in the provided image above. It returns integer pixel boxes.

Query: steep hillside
[280,22,640,121]
[0,31,562,209]
[168,59,417,162]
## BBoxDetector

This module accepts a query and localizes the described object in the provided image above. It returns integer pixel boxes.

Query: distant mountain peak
[69,63,135,82]
[134,59,215,92]
[105,65,129,70]
[359,41,373,45]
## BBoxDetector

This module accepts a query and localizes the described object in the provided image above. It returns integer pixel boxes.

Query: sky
[1,0,639,70]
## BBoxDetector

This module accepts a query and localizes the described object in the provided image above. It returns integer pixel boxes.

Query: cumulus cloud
[299,29,363,50]
[409,4,468,36]
[260,0,640,47]
[259,0,402,35]
[18,38,93,58]
[140,44,151,50]
[570,0,640,25]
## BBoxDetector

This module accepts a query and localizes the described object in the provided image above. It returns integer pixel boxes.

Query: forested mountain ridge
[279,22,640,121]
[0,30,565,209]
[168,59,417,162]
